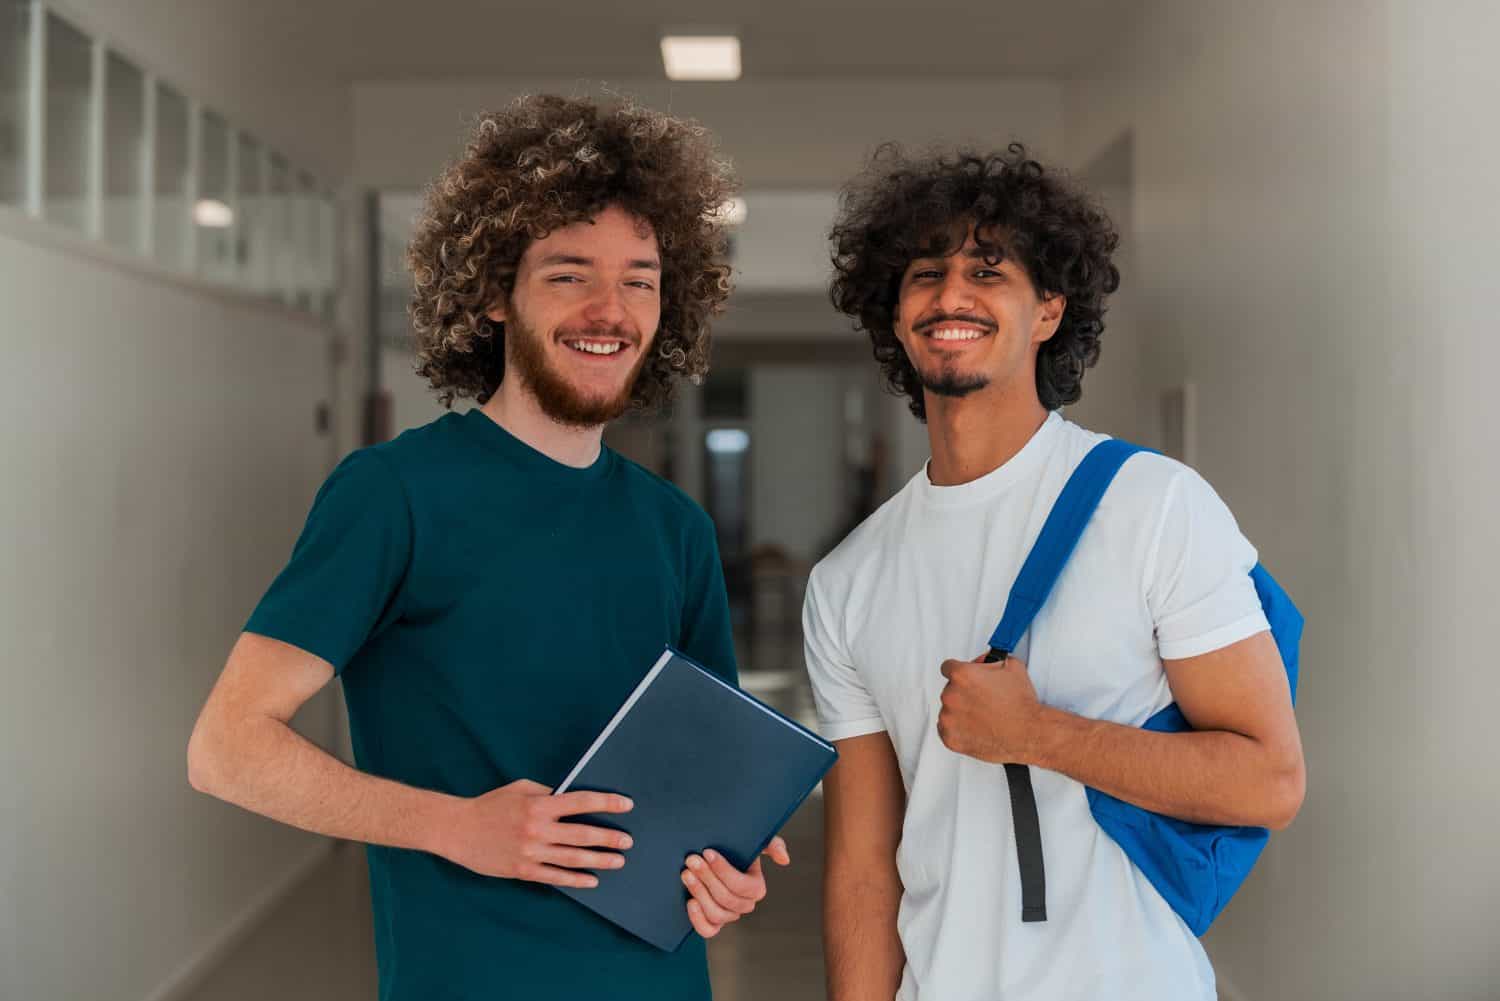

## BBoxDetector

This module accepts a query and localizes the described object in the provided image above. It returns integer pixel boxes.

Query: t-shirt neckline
[457,407,615,482]
[917,410,1064,509]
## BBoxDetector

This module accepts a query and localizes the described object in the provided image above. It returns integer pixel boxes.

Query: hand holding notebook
[680,835,792,938]
[435,779,638,889]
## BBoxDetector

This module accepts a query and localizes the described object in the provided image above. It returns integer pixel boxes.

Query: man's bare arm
[939,631,1305,829]
[187,632,633,885]
[1030,631,1304,828]
[824,731,907,1001]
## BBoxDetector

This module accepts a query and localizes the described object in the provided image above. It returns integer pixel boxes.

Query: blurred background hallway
[3,2,1498,999]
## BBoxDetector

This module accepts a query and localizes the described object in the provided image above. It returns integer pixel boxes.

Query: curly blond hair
[406,93,738,409]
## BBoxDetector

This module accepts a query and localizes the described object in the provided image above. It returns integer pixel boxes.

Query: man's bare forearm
[188,712,463,857]
[825,863,905,1001]
[1026,706,1303,829]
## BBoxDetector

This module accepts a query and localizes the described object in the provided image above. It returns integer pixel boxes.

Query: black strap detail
[985,648,1048,922]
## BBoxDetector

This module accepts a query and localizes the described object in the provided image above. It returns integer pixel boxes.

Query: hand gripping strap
[986,438,1149,925]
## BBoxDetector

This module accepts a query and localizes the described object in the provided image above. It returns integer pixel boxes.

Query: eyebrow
[911,248,1011,265]
[536,253,661,271]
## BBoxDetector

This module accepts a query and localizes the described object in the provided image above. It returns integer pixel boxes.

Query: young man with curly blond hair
[805,145,1304,1000]
[187,95,786,1001]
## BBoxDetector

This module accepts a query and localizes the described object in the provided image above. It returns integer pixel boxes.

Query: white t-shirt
[802,412,1270,1001]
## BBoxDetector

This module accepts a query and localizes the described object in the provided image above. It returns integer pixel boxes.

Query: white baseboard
[142,840,337,1001]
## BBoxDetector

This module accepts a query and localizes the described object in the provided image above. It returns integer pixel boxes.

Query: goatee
[504,316,648,428]
[921,369,990,398]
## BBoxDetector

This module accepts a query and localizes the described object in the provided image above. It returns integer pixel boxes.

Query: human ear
[1034,293,1066,344]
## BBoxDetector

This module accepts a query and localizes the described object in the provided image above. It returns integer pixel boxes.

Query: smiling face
[893,227,1065,411]
[486,205,662,427]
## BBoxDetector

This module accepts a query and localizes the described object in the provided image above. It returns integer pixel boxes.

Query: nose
[935,269,975,315]
[584,283,628,327]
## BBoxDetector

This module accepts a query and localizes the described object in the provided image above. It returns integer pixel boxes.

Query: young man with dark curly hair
[187,95,787,1001]
[805,145,1304,1001]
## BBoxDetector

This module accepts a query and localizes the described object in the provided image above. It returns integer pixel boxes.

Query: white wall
[0,220,342,1001]
[1063,1,1499,998]
[1382,1,1500,992]
[353,76,1063,191]
[1062,131,1152,449]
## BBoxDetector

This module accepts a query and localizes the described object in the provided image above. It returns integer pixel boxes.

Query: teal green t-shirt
[246,408,736,1001]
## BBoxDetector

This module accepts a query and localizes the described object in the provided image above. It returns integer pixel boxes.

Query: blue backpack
[987,438,1302,936]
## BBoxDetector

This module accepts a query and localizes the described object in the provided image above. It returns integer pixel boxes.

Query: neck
[923,381,1050,487]
[479,378,604,469]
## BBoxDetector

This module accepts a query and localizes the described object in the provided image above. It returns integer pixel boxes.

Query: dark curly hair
[829,143,1120,419]
[406,93,737,410]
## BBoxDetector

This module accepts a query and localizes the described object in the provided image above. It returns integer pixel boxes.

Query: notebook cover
[552,647,838,951]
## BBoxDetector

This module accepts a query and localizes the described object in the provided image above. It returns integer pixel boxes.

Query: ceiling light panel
[661,35,741,81]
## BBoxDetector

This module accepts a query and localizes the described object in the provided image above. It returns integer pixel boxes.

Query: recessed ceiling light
[193,199,234,228]
[661,35,741,81]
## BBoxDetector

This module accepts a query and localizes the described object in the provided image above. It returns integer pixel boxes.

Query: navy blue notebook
[553,646,838,951]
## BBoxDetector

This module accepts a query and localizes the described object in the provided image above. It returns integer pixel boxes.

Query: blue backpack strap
[987,437,1149,926]
[989,439,1151,653]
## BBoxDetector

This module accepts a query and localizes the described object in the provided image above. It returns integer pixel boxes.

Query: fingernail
[585,877,598,888]
[686,855,702,870]
[703,849,719,863]
[620,797,634,811]
[611,856,625,868]
[684,872,698,885]
[620,836,634,850]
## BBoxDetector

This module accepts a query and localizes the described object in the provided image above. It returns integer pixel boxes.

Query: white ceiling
[236,0,1143,81]
[61,0,1144,180]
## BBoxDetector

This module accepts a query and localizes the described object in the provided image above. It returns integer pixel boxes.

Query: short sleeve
[801,569,885,741]
[245,448,412,673]
[1145,468,1270,661]
[677,514,739,686]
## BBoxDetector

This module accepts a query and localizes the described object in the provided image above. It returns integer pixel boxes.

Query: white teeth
[567,341,623,355]
[930,328,986,341]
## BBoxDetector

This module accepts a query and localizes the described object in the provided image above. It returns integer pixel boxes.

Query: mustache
[555,322,641,346]
[913,313,998,333]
